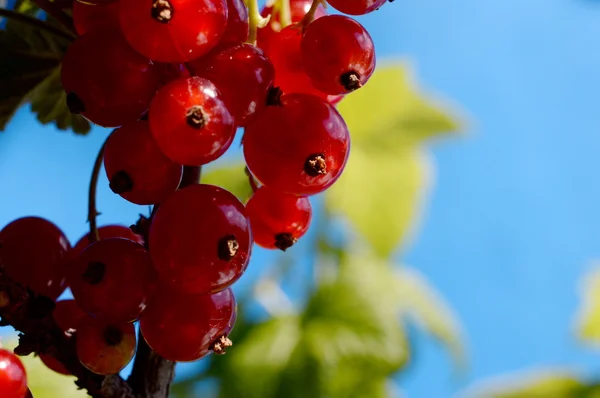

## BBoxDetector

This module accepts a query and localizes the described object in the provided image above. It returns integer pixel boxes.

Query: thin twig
[32,0,77,36]
[297,0,323,29]
[88,140,107,243]
[245,0,270,45]
[0,8,76,41]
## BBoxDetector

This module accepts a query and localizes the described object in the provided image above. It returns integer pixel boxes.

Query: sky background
[3,0,600,397]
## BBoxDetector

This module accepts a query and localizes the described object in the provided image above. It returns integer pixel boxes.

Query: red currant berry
[246,187,312,250]
[72,225,144,257]
[301,15,375,95]
[156,63,190,89]
[149,184,252,294]
[140,287,236,361]
[220,0,249,46]
[0,217,70,299]
[149,77,235,166]
[0,349,27,398]
[73,0,119,35]
[103,121,183,205]
[243,93,350,196]
[53,299,87,333]
[39,354,69,376]
[257,0,326,54]
[68,238,153,322]
[76,316,136,375]
[188,44,274,126]
[326,0,386,15]
[75,0,116,5]
[61,27,160,127]
[119,0,228,62]
[261,26,341,103]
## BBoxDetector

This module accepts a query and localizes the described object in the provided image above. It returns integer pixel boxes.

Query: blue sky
[3,0,600,396]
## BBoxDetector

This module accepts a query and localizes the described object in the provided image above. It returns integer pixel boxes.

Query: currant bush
[244,93,351,196]
[140,287,236,362]
[103,121,183,205]
[76,316,136,375]
[0,217,70,299]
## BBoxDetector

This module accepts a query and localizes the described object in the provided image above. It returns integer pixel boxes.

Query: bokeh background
[3,0,600,397]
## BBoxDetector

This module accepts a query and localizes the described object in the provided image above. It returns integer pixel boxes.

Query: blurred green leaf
[337,64,462,151]
[395,266,465,366]
[463,372,586,398]
[201,164,253,203]
[325,147,430,258]
[575,264,600,344]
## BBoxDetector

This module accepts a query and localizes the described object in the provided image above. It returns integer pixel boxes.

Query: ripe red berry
[140,287,236,362]
[72,225,144,256]
[326,0,386,15]
[103,121,183,205]
[0,217,70,299]
[156,63,190,89]
[220,0,249,46]
[0,349,27,398]
[188,44,274,126]
[246,187,312,250]
[119,0,228,62]
[39,354,69,376]
[149,77,235,166]
[149,184,252,294]
[301,15,376,95]
[68,238,153,322]
[73,0,119,35]
[257,0,326,54]
[61,27,160,127]
[243,93,350,196]
[76,316,136,375]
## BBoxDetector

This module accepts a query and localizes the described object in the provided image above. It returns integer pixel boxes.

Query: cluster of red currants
[0,0,387,391]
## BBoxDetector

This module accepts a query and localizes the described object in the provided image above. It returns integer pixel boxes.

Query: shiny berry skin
[0,217,70,299]
[246,187,312,250]
[103,121,183,205]
[244,93,350,196]
[76,317,136,375]
[140,287,236,362]
[72,225,144,256]
[257,0,326,54]
[61,27,160,127]
[156,63,190,89]
[326,0,386,15]
[149,184,252,294]
[73,0,119,35]
[119,0,228,62]
[149,77,235,166]
[301,15,375,95]
[39,354,69,376]
[0,349,27,398]
[68,238,153,322]
[188,44,274,126]
[220,0,248,46]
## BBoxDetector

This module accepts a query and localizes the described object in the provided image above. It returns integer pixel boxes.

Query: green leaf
[394,266,465,366]
[325,146,430,258]
[575,264,600,344]
[202,164,254,203]
[463,371,586,398]
[0,9,85,133]
[337,64,462,150]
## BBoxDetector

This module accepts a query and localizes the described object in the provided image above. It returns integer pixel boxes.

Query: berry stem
[0,8,76,41]
[245,0,270,45]
[88,140,107,244]
[298,0,323,29]
[32,0,77,36]
[274,0,292,28]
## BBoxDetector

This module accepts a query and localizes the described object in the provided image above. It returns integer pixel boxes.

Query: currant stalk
[88,140,107,243]
[245,0,270,44]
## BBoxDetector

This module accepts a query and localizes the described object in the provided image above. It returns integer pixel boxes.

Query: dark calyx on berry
[217,235,239,261]
[210,335,233,355]
[266,86,283,106]
[340,71,362,92]
[186,105,207,129]
[109,170,134,194]
[275,233,297,251]
[82,261,106,285]
[304,153,327,177]
[151,0,173,23]
[103,325,124,346]
[66,92,85,114]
